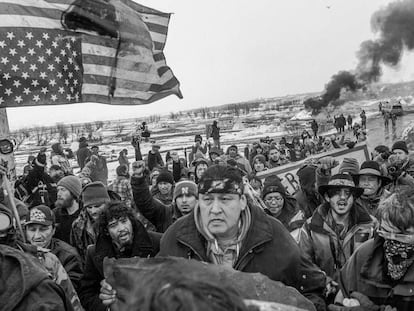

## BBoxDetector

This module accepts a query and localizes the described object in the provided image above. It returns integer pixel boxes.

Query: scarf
[384,239,414,281]
[194,203,251,267]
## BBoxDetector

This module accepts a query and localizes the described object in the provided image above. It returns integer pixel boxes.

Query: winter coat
[211,123,220,139]
[131,175,183,233]
[147,151,164,171]
[158,204,327,310]
[54,207,81,246]
[70,209,97,262]
[355,188,390,218]
[88,155,108,186]
[77,141,91,170]
[50,238,83,292]
[264,196,305,241]
[23,164,57,208]
[298,202,376,281]
[294,189,322,220]
[118,151,129,168]
[0,244,74,311]
[78,221,161,311]
[338,236,414,311]
[223,153,252,174]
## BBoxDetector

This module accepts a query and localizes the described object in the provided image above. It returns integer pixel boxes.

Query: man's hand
[99,279,117,306]
[317,156,339,171]
[328,292,380,311]
[132,161,145,177]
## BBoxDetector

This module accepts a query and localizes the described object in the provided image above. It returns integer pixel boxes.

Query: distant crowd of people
[1,116,414,311]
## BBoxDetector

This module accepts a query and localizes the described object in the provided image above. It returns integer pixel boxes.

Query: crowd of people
[1,117,414,311]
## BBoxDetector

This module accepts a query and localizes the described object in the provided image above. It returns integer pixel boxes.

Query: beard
[55,195,74,209]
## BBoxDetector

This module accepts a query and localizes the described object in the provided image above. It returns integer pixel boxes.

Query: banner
[257,143,370,195]
[0,0,182,107]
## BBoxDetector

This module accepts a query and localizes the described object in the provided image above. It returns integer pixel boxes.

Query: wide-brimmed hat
[318,174,364,198]
[355,160,391,185]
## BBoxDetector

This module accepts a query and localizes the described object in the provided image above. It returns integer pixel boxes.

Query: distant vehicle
[390,104,403,116]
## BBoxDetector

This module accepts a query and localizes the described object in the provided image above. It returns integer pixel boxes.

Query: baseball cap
[25,205,55,226]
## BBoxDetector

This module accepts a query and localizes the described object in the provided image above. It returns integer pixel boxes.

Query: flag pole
[0,108,24,241]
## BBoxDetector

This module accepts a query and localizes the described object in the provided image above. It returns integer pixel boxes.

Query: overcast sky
[7,0,414,130]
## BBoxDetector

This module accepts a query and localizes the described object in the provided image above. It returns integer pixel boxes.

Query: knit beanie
[296,165,316,188]
[57,175,82,199]
[34,153,47,167]
[194,134,202,143]
[338,158,360,175]
[173,180,198,202]
[392,140,408,154]
[262,176,286,199]
[81,181,110,207]
[156,170,174,185]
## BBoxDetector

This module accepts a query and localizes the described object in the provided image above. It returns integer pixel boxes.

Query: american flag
[0,0,182,107]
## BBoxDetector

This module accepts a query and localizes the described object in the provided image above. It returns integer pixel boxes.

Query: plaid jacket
[108,176,133,208]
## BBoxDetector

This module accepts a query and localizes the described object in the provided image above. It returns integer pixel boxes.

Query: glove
[328,292,380,311]
[317,156,339,170]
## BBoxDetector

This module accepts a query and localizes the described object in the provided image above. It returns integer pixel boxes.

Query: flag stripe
[0,1,181,107]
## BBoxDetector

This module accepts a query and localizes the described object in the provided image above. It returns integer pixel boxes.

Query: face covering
[384,239,414,281]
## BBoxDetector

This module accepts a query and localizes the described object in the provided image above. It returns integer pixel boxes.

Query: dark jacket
[339,236,414,311]
[0,244,74,311]
[50,238,83,292]
[54,207,81,246]
[77,141,91,170]
[355,188,390,218]
[131,175,183,233]
[158,204,326,310]
[295,189,322,219]
[211,123,220,139]
[147,151,164,171]
[299,203,376,281]
[78,220,161,311]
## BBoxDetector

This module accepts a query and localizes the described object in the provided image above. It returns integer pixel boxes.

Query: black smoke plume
[306,0,414,113]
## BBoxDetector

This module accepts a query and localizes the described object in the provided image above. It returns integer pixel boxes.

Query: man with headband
[159,164,327,310]
[333,188,414,311]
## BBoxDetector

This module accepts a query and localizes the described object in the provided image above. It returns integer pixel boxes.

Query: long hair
[97,201,138,237]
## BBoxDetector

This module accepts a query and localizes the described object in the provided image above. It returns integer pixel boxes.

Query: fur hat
[392,140,408,154]
[81,181,110,207]
[173,181,198,202]
[57,175,82,199]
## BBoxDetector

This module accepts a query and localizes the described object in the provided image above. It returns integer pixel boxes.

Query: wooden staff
[3,175,25,242]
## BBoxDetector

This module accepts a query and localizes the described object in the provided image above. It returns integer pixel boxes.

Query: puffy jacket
[78,220,161,311]
[158,204,327,310]
[77,142,90,170]
[339,236,414,311]
[0,244,74,311]
[50,238,83,291]
[299,202,376,281]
